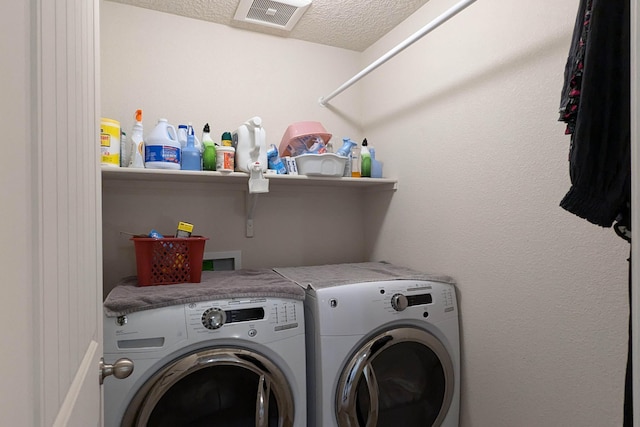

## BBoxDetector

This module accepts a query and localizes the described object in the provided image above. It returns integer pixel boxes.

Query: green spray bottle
[202,123,216,171]
[361,138,371,177]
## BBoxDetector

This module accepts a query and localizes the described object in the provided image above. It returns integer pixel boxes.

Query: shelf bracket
[245,163,269,238]
[246,193,258,238]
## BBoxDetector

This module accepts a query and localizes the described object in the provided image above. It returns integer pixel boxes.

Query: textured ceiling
[105,0,431,52]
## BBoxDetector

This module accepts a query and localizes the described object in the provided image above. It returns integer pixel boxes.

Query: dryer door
[122,347,294,427]
[336,327,454,427]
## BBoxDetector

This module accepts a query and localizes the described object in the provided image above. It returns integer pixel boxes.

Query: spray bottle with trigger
[181,123,202,171]
[129,109,145,168]
[336,138,356,177]
[361,138,371,177]
[202,123,216,171]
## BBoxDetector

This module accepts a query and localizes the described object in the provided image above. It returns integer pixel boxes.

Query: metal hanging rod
[318,0,477,107]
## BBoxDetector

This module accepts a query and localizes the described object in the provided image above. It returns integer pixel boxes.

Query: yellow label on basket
[177,222,194,233]
[176,221,194,237]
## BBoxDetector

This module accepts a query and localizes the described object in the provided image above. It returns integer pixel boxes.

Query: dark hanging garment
[558,1,632,425]
[558,0,631,228]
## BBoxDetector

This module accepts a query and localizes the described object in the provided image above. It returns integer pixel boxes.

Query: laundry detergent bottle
[144,118,181,169]
[233,116,267,173]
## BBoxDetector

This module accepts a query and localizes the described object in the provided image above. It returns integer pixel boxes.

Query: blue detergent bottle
[370,147,383,178]
[181,124,202,171]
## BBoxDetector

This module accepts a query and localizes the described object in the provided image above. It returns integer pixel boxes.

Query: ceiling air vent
[234,0,312,31]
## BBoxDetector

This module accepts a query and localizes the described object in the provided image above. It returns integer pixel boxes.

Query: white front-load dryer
[103,296,306,427]
[305,279,460,427]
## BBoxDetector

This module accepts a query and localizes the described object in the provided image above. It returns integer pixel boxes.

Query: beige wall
[102,0,631,425]
[362,0,630,425]
[100,2,371,295]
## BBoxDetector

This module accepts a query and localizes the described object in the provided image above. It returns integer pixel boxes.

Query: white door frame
[631,0,639,425]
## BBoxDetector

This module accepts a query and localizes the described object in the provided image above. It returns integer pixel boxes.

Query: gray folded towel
[104,269,305,317]
[273,261,455,290]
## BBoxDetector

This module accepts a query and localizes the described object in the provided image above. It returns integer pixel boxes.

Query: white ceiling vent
[234,0,312,31]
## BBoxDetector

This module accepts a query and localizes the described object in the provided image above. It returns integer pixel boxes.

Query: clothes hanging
[559,1,632,425]
[558,0,631,229]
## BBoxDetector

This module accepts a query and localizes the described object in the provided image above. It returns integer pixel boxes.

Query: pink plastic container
[279,121,332,157]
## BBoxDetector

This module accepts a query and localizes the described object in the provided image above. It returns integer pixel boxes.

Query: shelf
[101,166,398,190]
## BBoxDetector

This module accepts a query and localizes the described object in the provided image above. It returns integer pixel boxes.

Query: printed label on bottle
[216,150,235,171]
[100,133,111,147]
[145,145,181,164]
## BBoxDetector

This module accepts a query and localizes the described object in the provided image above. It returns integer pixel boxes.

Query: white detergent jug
[233,116,267,173]
[144,118,181,170]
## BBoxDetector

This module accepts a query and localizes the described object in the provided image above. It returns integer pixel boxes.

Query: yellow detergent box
[176,221,194,238]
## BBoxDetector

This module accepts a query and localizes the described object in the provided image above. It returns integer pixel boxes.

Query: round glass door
[122,347,295,427]
[336,327,454,427]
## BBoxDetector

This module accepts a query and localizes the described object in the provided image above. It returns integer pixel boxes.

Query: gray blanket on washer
[103,269,305,317]
[273,261,455,290]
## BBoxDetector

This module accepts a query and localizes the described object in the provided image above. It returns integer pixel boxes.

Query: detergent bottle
[221,131,233,147]
[144,118,181,169]
[370,147,383,178]
[233,116,267,173]
[129,109,145,168]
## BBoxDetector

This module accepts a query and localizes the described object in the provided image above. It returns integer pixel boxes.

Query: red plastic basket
[131,236,208,286]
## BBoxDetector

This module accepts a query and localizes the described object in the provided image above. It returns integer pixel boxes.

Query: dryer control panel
[313,280,457,336]
[390,292,433,311]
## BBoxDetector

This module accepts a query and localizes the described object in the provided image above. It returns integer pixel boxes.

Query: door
[336,327,455,427]
[30,0,103,425]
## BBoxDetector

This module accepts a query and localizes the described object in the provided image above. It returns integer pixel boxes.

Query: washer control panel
[186,298,301,338]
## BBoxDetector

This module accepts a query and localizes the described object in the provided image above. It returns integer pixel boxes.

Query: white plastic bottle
[233,116,267,173]
[120,131,128,167]
[144,118,181,170]
[128,109,145,168]
[177,124,188,149]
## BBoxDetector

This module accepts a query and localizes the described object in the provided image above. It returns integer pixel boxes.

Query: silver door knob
[100,357,134,385]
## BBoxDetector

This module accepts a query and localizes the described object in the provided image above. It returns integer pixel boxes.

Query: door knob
[100,357,134,385]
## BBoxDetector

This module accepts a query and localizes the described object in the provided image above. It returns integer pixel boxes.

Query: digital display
[225,307,265,323]
[407,294,433,306]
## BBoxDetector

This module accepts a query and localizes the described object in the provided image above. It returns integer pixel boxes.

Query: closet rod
[319,0,477,107]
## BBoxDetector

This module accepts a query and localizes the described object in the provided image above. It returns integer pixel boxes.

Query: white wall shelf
[101,166,398,190]
[102,166,397,238]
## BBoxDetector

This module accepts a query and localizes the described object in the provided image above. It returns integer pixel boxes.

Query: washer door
[122,347,295,427]
[336,327,455,427]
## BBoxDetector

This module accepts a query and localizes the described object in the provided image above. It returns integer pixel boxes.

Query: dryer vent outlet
[234,0,312,31]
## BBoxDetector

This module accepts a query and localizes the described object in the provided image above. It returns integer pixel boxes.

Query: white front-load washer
[103,296,306,427]
[304,278,460,427]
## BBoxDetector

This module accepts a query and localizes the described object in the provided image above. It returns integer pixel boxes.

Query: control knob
[390,293,408,311]
[202,308,226,329]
